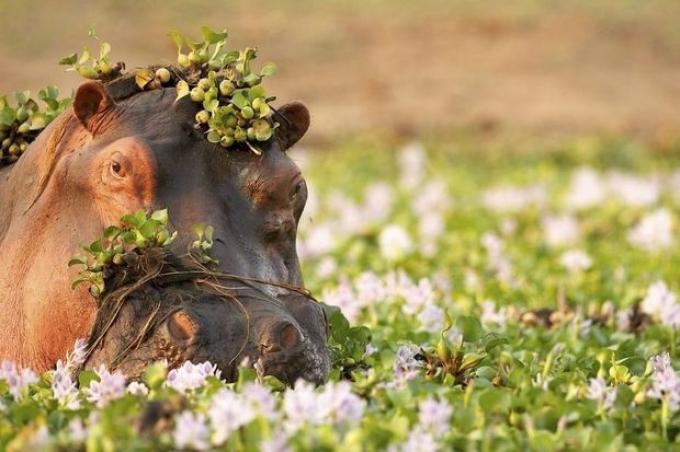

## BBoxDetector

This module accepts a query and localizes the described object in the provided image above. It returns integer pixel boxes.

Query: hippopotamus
[0,75,329,383]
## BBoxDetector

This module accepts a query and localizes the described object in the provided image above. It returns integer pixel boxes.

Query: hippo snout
[84,280,330,385]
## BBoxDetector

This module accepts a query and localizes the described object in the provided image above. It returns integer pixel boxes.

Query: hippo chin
[81,251,329,384]
[0,71,329,383]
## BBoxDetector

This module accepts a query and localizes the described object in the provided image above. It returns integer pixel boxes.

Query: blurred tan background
[1,0,679,144]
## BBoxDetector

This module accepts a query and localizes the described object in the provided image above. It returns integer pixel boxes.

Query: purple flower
[166,360,221,393]
[208,388,255,445]
[394,426,439,452]
[319,381,366,427]
[282,380,323,432]
[418,397,452,437]
[390,345,423,388]
[84,365,126,407]
[648,353,680,411]
[52,360,79,409]
[66,338,89,371]
[127,381,149,396]
[173,411,210,451]
[0,361,38,399]
[586,377,617,411]
[242,382,278,421]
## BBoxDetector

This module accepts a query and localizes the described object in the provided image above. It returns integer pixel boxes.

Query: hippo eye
[290,180,307,201]
[110,160,125,177]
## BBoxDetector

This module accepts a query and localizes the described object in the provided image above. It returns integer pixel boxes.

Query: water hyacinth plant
[1,138,680,449]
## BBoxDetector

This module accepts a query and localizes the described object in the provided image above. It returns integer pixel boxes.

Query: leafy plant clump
[61,27,278,155]
[169,28,277,154]
[58,28,124,81]
[0,88,70,166]
[69,209,177,298]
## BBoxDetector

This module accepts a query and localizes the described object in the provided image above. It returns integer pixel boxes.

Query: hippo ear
[73,81,116,134]
[276,102,310,150]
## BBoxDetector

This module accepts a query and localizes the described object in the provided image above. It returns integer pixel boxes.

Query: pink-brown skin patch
[0,79,328,383]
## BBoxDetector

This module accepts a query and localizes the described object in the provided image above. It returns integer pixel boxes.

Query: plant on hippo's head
[62,26,278,155]
[59,27,124,81]
[169,27,278,155]
[0,87,71,167]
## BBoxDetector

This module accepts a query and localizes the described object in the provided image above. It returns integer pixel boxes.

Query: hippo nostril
[167,311,197,343]
[261,321,301,354]
[279,323,300,349]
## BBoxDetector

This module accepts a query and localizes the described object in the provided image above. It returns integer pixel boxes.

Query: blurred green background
[1,0,679,146]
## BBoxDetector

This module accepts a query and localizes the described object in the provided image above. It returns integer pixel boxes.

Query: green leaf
[151,209,169,224]
[200,26,228,44]
[168,30,184,52]
[59,52,78,66]
[456,315,482,342]
[260,62,277,77]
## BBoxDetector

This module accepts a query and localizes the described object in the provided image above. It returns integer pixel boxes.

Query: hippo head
[3,76,329,382]
[81,251,329,384]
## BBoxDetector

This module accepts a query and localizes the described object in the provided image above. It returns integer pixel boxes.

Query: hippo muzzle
[80,253,330,385]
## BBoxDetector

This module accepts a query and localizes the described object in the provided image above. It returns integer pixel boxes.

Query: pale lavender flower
[418,212,445,257]
[173,411,210,451]
[208,388,256,445]
[616,309,632,331]
[607,172,660,207]
[260,432,291,452]
[66,338,89,371]
[560,249,592,272]
[282,379,325,432]
[364,343,379,358]
[628,208,673,252]
[482,184,546,213]
[647,352,680,411]
[542,214,580,248]
[480,300,507,326]
[166,360,221,393]
[586,377,617,411]
[26,425,49,449]
[298,223,336,259]
[84,365,126,407]
[379,224,413,261]
[642,281,677,316]
[0,361,38,399]
[396,426,440,452]
[417,304,445,333]
[319,381,366,426]
[323,280,361,322]
[127,381,149,397]
[418,397,452,437]
[315,256,338,279]
[355,271,388,305]
[398,142,427,189]
[242,382,278,421]
[363,182,394,224]
[391,344,423,388]
[52,360,80,409]
[67,418,89,444]
[413,180,450,216]
[500,218,518,236]
[565,167,606,210]
[481,232,514,285]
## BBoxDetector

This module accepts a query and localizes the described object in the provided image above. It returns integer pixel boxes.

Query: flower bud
[177,54,190,68]
[195,110,210,124]
[241,106,254,119]
[219,80,234,96]
[155,67,172,84]
[198,78,211,91]
[190,87,205,103]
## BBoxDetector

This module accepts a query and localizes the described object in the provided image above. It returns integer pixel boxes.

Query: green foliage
[169,27,277,154]
[0,88,70,166]
[69,209,177,297]
[59,27,123,81]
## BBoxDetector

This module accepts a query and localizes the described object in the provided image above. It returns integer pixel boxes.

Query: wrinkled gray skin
[83,254,329,384]
[0,75,329,384]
